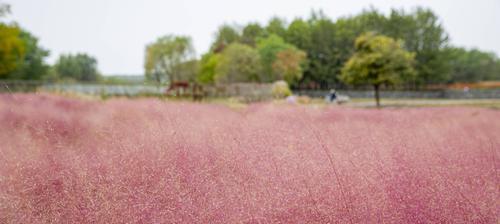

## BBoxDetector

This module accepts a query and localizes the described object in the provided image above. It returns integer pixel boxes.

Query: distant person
[325,89,350,104]
[328,89,337,102]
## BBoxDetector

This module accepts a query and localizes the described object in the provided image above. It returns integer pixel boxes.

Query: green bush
[271,80,292,98]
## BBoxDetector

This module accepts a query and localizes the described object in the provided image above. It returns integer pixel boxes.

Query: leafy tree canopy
[215,43,261,84]
[272,48,306,85]
[210,25,240,53]
[341,33,415,106]
[241,23,265,47]
[144,35,195,84]
[6,29,49,80]
[447,47,500,82]
[265,17,287,37]
[257,34,302,82]
[197,52,220,84]
[0,23,24,78]
[54,53,100,82]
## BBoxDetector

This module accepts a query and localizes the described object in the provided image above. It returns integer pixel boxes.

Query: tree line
[0,3,100,83]
[145,7,500,89]
[1,3,499,88]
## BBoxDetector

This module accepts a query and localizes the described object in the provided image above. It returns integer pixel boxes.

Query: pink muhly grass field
[0,93,498,223]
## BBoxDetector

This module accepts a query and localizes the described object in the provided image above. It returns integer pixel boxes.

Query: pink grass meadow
[0,93,498,223]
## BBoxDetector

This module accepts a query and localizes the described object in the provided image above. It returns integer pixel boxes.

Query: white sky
[6,0,500,75]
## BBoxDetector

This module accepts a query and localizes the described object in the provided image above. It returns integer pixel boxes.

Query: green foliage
[0,4,49,81]
[313,8,388,87]
[241,23,265,47]
[203,7,480,87]
[265,17,287,37]
[341,33,415,106]
[305,17,339,87]
[257,34,303,82]
[272,48,306,85]
[341,33,415,86]
[280,8,452,88]
[447,47,500,82]
[42,66,59,82]
[285,19,311,50]
[215,43,261,84]
[271,80,292,98]
[54,53,100,82]
[335,8,387,61]
[386,8,450,84]
[0,23,24,78]
[210,25,240,53]
[175,59,199,82]
[197,52,220,84]
[144,35,195,84]
[6,29,49,80]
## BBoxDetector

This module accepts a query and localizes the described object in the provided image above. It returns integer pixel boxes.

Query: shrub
[271,80,292,98]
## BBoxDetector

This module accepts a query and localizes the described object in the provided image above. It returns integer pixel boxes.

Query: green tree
[197,52,220,84]
[292,7,449,88]
[175,59,199,83]
[272,48,306,85]
[386,8,450,85]
[202,6,495,88]
[7,29,49,80]
[335,8,387,63]
[447,47,500,82]
[210,25,240,53]
[54,53,100,82]
[144,35,195,84]
[257,34,303,82]
[340,33,415,107]
[285,18,311,50]
[215,43,261,84]
[0,23,24,78]
[240,23,265,47]
[265,17,287,38]
[305,17,339,88]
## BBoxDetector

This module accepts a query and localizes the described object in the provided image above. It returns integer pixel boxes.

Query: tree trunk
[374,84,380,108]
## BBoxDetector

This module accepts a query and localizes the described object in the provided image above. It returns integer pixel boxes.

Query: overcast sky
[6,0,500,75]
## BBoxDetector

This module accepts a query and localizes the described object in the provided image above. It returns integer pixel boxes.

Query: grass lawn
[345,98,500,109]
